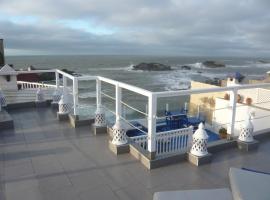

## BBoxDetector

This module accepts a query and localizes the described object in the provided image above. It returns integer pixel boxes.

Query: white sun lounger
[153,188,233,200]
[229,167,270,200]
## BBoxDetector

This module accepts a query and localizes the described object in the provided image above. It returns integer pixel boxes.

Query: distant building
[0,64,18,91]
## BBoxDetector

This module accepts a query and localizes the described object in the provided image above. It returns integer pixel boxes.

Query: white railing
[155,127,193,156]
[17,81,57,89]
[131,135,148,150]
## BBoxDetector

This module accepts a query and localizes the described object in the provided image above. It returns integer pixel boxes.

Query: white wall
[213,97,270,136]
[0,75,18,91]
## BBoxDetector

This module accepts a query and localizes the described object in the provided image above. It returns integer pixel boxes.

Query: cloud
[0,0,270,56]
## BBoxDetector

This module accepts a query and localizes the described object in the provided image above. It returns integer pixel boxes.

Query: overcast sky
[0,0,270,56]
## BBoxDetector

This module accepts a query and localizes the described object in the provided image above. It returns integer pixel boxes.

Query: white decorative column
[0,90,7,109]
[94,104,106,127]
[52,88,62,104]
[92,78,107,135]
[112,119,127,145]
[188,123,212,166]
[109,84,129,155]
[237,114,259,151]
[239,115,254,142]
[147,93,157,159]
[35,88,47,107]
[57,89,70,121]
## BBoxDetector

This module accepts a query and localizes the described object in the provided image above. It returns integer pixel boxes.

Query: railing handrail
[16,69,56,74]
[156,126,193,137]
[98,76,152,97]
[154,82,270,98]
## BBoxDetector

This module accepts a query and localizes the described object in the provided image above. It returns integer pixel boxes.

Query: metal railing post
[228,89,238,138]
[96,78,101,106]
[94,78,106,127]
[63,76,67,88]
[148,93,157,159]
[73,77,78,116]
[55,71,60,88]
[115,84,122,121]
[112,84,127,145]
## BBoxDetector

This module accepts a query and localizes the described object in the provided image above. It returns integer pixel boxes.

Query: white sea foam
[79,91,96,98]
[189,62,205,69]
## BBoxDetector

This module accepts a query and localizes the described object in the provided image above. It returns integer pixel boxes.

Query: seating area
[164,110,203,130]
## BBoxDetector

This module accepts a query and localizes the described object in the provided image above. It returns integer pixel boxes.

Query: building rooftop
[1,107,269,200]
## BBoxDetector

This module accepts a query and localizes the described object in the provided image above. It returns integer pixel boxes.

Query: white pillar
[190,123,209,156]
[148,93,157,154]
[112,84,127,145]
[73,78,78,116]
[63,76,67,88]
[228,89,237,137]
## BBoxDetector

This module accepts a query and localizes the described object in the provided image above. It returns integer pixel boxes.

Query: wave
[79,91,96,98]
[187,62,204,69]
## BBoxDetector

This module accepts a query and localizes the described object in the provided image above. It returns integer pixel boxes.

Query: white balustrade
[17,81,56,90]
[156,126,193,156]
[131,135,148,150]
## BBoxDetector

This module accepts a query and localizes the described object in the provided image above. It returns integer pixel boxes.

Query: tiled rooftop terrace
[0,107,269,200]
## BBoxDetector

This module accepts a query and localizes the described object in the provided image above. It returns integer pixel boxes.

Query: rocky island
[133,63,171,71]
[202,61,225,68]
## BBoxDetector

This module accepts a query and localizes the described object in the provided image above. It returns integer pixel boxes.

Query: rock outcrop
[202,61,225,68]
[181,65,191,70]
[133,63,171,71]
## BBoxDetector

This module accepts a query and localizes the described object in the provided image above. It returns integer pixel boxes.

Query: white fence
[131,135,148,150]
[18,81,57,89]
[130,126,193,157]
[155,127,193,156]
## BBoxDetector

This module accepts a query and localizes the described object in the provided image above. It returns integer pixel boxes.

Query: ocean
[5,55,270,118]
